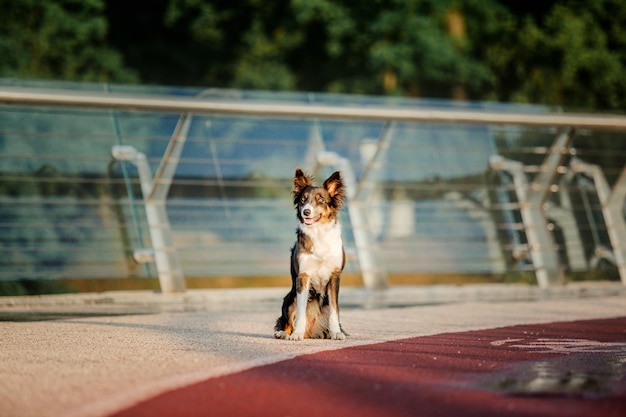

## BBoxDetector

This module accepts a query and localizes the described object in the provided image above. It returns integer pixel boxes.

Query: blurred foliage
[0,279,75,296]
[485,0,626,111]
[1,0,625,111]
[0,0,137,82]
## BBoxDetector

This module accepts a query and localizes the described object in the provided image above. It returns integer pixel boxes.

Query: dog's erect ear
[323,171,345,207]
[293,168,313,196]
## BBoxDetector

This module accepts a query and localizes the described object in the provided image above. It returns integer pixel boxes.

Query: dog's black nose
[303,209,311,217]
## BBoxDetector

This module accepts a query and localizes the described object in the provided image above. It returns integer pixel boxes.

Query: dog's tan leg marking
[327,268,345,340]
[295,273,308,293]
[290,273,309,341]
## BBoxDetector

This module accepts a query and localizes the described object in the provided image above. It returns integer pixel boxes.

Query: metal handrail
[1,86,626,130]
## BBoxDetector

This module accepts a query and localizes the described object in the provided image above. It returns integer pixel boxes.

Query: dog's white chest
[298,222,343,288]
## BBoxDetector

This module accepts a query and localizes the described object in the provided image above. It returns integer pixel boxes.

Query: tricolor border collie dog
[274,168,346,341]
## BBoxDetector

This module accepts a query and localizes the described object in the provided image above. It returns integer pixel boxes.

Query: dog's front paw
[288,332,305,341]
[331,331,346,341]
[274,330,289,339]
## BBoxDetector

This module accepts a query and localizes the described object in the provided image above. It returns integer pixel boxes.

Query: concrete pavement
[1,282,625,417]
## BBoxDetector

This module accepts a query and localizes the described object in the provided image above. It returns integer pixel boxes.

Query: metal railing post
[111,145,186,293]
[552,173,588,271]
[317,151,388,290]
[571,158,626,284]
[148,113,192,201]
[489,130,573,287]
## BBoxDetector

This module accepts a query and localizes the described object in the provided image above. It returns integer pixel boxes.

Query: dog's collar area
[303,214,322,225]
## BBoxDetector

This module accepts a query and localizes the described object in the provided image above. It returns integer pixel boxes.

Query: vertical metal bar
[545,204,588,271]
[571,159,626,284]
[353,122,394,203]
[553,175,587,271]
[303,94,326,175]
[303,120,326,174]
[134,152,186,293]
[490,139,569,288]
[526,131,572,286]
[317,151,388,290]
[147,113,192,201]
[107,91,151,276]
[606,166,626,284]
[111,146,186,293]
[527,130,574,206]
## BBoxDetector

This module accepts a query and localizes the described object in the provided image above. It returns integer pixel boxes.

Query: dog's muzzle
[302,207,321,225]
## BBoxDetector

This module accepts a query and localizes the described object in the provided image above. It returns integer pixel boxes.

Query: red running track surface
[110,317,626,417]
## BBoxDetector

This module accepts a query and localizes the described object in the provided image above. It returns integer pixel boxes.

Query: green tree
[482,0,626,111]
[164,0,301,90]
[4,0,626,112]
[0,0,137,82]
[366,0,496,97]
[163,0,499,98]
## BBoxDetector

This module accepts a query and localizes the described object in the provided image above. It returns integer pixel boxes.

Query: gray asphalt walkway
[1,282,625,417]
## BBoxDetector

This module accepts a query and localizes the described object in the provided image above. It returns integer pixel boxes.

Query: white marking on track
[490,338,626,354]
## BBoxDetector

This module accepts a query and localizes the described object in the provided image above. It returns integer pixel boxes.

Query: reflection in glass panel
[1,78,624,290]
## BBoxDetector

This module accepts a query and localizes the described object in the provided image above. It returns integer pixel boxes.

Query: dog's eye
[318,196,326,204]
[300,194,307,203]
